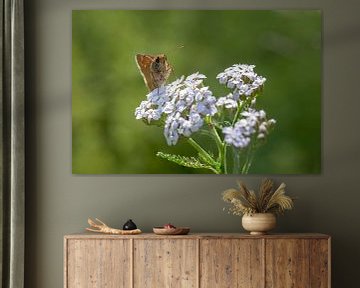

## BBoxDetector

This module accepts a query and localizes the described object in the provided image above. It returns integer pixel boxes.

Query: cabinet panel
[66,239,131,288]
[265,239,310,288]
[310,239,330,288]
[200,239,264,288]
[134,239,198,288]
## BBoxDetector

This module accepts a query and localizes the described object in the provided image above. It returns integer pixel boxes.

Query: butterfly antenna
[168,44,184,55]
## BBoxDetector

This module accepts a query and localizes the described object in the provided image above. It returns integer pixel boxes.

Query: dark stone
[123,219,137,230]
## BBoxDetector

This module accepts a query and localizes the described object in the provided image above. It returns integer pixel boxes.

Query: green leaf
[156,152,220,174]
[198,152,220,168]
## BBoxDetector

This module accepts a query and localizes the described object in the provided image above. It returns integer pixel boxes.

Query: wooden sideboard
[64,233,330,288]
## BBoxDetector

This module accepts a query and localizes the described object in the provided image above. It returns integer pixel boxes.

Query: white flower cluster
[135,73,217,145]
[222,108,276,149]
[216,64,266,108]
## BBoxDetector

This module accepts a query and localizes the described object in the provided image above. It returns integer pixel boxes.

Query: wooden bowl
[153,227,190,235]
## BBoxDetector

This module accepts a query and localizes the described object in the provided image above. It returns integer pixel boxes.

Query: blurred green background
[72,10,321,174]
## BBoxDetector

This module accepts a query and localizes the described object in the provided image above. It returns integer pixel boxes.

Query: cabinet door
[66,239,131,288]
[266,239,310,287]
[200,239,264,288]
[134,239,198,288]
[265,239,329,288]
[309,239,330,288]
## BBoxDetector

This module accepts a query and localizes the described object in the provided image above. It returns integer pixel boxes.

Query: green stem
[210,168,221,174]
[232,104,242,126]
[233,147,241,174]
[231,96,255,126]
[211,125,223,155]
[210,122,226,173]
[223,145,228,174]
[187,138,215,165]
[243,152,254,174]
[242,142,255,174]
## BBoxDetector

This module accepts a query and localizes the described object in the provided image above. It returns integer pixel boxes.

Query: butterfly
[135,54,172,91]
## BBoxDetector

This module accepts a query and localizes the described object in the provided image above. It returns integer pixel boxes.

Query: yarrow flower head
[216,93,238,109]
[216,64,266,101]
[222,108,276,149]
[135,62,277,174]
[135,72,217,145]
[134,85,169,122]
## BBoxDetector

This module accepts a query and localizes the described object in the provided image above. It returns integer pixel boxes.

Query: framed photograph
[72,10,321,174]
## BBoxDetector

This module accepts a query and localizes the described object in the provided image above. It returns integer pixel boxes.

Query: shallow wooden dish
[153,227,190,235]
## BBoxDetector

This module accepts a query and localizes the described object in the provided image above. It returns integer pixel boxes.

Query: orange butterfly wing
[135,54,157,91]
